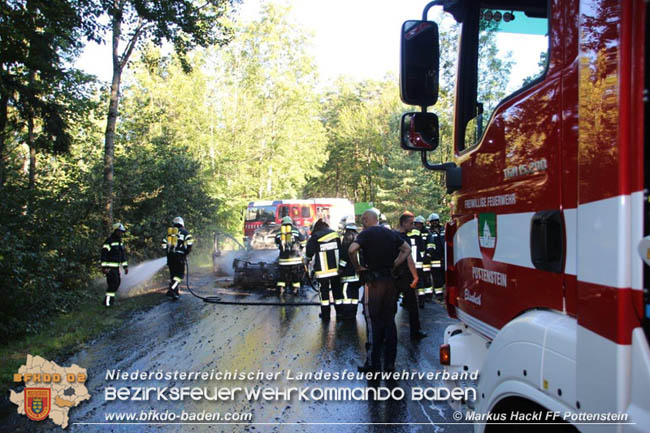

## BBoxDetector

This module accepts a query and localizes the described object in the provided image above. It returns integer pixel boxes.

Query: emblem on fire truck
[478,213,497,259]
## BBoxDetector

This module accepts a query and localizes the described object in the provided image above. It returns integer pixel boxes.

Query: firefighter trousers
[417,268,427,304]
[395,273,421,334]
[105,268,121,306]
[341,280,362,318]
[363,277,398,370]
[318,275,341,318]
[168,255,186,292]
[432,267,444,296]
[277,264,302,291]
[422,268,433,300]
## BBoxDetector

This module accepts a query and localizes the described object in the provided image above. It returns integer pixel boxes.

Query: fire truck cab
[400,0,649,431]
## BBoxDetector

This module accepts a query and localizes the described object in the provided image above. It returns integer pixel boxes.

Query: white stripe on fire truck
[453,218,482,265]
[453,191,643,292]
[492,212,535,268]
[577,191,643,291]
[564,208,577,276]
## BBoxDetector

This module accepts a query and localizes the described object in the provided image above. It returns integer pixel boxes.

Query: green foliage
[0,155,103,339]
[102,0,236,73]
[0,2,513,341]
[0,0,102,186]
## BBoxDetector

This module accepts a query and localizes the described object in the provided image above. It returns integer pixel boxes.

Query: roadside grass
[0,273,166,403]
[1,248,215,413]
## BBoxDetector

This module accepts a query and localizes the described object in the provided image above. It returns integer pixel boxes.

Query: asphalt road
[4,266,473,433]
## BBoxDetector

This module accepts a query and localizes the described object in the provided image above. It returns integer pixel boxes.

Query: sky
[76,0,445,84]
[76,1,546,91]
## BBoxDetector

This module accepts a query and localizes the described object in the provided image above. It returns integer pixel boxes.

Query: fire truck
[400,1,649,431]
[243,198,355,246]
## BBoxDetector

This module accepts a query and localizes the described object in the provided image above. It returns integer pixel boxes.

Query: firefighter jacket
[101,233,128,269]
[306,228,340,278]
[420,227,432,270]
[429,229,445,270]
[338,238,361,283]
[406,229,425,269]
[275,225,304,266]
[162,226,193,258]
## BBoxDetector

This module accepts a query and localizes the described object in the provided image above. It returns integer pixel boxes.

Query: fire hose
[183,261,322,306]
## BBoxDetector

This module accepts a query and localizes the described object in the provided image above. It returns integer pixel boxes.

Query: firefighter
[162,216,193,300]
[395,213,426,338]
[379,213,391,229]
[306,218,342,320]
[274,216,304,293]
[101,223,128,307]
[338,223,362,319]
[415,215,434,301]
[407,216,426,307]
[427,213,445,299]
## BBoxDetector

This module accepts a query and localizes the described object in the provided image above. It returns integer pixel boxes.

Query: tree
[206,2,327,226]
[0,0,101,189]
[99,0,235,230]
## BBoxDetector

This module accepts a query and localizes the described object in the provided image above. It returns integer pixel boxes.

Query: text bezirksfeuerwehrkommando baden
[105,368,477,383]
[104,369,478,402]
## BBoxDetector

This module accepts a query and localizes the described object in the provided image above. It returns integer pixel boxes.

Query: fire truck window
[279,206,289,218]
[301,206,311,218]
[291,207,300,218]
[245,206,276,222]
[463,5,548,149]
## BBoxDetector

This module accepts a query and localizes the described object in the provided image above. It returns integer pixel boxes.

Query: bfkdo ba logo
[25,388,51,421]
[478,213,497,259]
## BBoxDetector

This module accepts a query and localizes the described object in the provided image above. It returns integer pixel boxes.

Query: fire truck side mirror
[400,112,439,151]
[400,20,440,107]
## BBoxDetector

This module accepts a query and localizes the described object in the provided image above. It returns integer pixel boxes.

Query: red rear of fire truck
[400,1,649,431]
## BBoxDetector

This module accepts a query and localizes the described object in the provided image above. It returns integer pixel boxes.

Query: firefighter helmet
[311,218,327,232]
[112,222,126,232]
[281,216,293,225]
[414,215,426,224]
[344,223,359,232]
[426,213,440,222]
[173,216,184,227]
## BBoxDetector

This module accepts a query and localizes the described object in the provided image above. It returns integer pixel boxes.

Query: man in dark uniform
[101,223,128,307]
[349,210,413,372]
[338,223,362,319]
[162,216,193,300]
[427,213,445,299]
[415,215,434,301]
[395,213,426,338]
[275,216,305,293]
[306,218,341,320]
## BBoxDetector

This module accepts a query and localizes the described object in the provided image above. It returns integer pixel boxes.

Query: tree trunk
[28,114,35,190]
[27,68,36,191]
[103,9,123,231]
[0,92,8,189]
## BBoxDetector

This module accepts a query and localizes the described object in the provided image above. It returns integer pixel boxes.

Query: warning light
[440,344,451,365]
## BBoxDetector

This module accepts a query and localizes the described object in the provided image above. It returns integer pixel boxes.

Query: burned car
[248,223,281,250]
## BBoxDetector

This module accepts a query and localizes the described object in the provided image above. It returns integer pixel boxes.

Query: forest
[0,1,510,339]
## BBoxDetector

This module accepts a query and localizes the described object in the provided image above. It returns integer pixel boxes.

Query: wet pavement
[3,267,472,433]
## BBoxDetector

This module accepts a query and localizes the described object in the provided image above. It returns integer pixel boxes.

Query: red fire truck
[243,199,355,239]
[400,1,649,431]
[244,200,315,239]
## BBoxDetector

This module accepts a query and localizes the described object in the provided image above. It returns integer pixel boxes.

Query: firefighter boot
[104,293,115,307]
[169,278,181,300]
